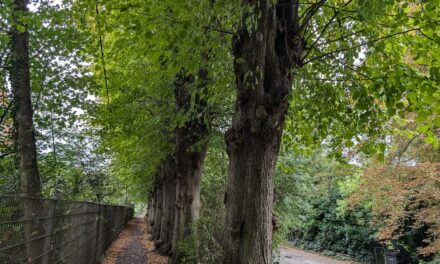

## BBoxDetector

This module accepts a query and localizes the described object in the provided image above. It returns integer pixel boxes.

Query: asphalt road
[279,246,354,264]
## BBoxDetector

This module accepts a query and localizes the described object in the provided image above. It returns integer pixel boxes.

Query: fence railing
[0,195,133,264]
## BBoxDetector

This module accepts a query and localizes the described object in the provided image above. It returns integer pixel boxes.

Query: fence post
[41,200,56,264]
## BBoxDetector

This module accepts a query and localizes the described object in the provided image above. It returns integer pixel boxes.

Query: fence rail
[0,195,133,264]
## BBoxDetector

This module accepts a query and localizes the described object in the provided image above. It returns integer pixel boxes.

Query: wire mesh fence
[0,195,134,264]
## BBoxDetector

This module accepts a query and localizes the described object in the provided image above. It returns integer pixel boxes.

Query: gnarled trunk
[171,70,209,264]
[224,1,302,263]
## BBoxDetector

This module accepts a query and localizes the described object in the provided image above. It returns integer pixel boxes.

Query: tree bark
[171,70,209,264]
[224,1,302,263]
[157,155,176,256]
[152,170,164,242]
[147,191,154,225]
[10,0,44,262]
[10,0,41,197]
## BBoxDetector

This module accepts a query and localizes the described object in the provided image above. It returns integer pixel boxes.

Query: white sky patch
[29,0,63,12]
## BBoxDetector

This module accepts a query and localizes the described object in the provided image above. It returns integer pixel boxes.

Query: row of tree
[111,0,436,263]
[1,0,438,263]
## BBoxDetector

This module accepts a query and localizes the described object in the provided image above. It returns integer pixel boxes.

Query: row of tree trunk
[148,2,303,264]
[147,71,209,264]
[148,1,304,263]
[9,0,306,263]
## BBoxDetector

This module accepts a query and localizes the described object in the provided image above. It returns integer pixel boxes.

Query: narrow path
[103,218,168,264]
[106,219,351,264]
[103,218,149,264]
[115,218,149,264]
[280,246,355,264]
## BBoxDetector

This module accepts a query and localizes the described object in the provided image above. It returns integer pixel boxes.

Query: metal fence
[0,195,133,264]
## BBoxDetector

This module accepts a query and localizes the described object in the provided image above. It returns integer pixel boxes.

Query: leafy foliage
[1,0,439,261]
[351,123,440,259]
[275,149,377,262]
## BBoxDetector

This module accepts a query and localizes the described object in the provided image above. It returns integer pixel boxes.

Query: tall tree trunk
[10,0,44,262]
[171,70,209,264]
[152,170,164,242]
[10,0,41,197]
[157,155,176,255]
[224,1,302,263]
[147,191,154,225]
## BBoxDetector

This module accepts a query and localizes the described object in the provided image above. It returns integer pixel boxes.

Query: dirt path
[280,246,355,264]
[103,218,149,264]
[104,219,350,264]
[102,218,168,264]
[115,219,149,264]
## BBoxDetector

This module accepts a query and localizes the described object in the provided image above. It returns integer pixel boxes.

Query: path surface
[115,218,149,264]
[103,218,168,264]
[105,219,351,264]
[280,246,354,264]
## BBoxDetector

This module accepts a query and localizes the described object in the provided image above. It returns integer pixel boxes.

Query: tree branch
[314,29,366,48]
[302,0,353,61]
[131,10,235,36]
[299,0,327,34]
[303,28,422,65]
[0,100,12,126]
[95,3,110,104]
[0,150,14,159]
[418,29,434,41]
[393,134,419,166]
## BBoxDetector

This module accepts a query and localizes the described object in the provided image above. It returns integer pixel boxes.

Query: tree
[9,0,43,262]
[53,1,438,263]
[76,1,235,261]
[352,126,440,259]
[10,0,41,197]
[171,70,210,263]
[224,0,438,262]
[224,1,311,261]
[156,155,176,255]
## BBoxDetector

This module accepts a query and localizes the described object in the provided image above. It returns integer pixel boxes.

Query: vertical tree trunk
[10,0,44,262]
[224,1,302,263]
[147,191,154,225]
[10,0,41,197]
[157,155,176,255]
[171,70,209,264]
[152,170,164,242]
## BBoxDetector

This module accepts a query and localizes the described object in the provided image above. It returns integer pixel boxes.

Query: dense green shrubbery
[274,150,378,262]
[274,148,440,264]
[290,189,377,263]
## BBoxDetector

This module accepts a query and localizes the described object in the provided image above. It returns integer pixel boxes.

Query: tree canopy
[0,0,439,263]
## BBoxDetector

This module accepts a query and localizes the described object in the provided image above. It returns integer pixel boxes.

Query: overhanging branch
[303,28,422,65]
[302,0,354,60]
